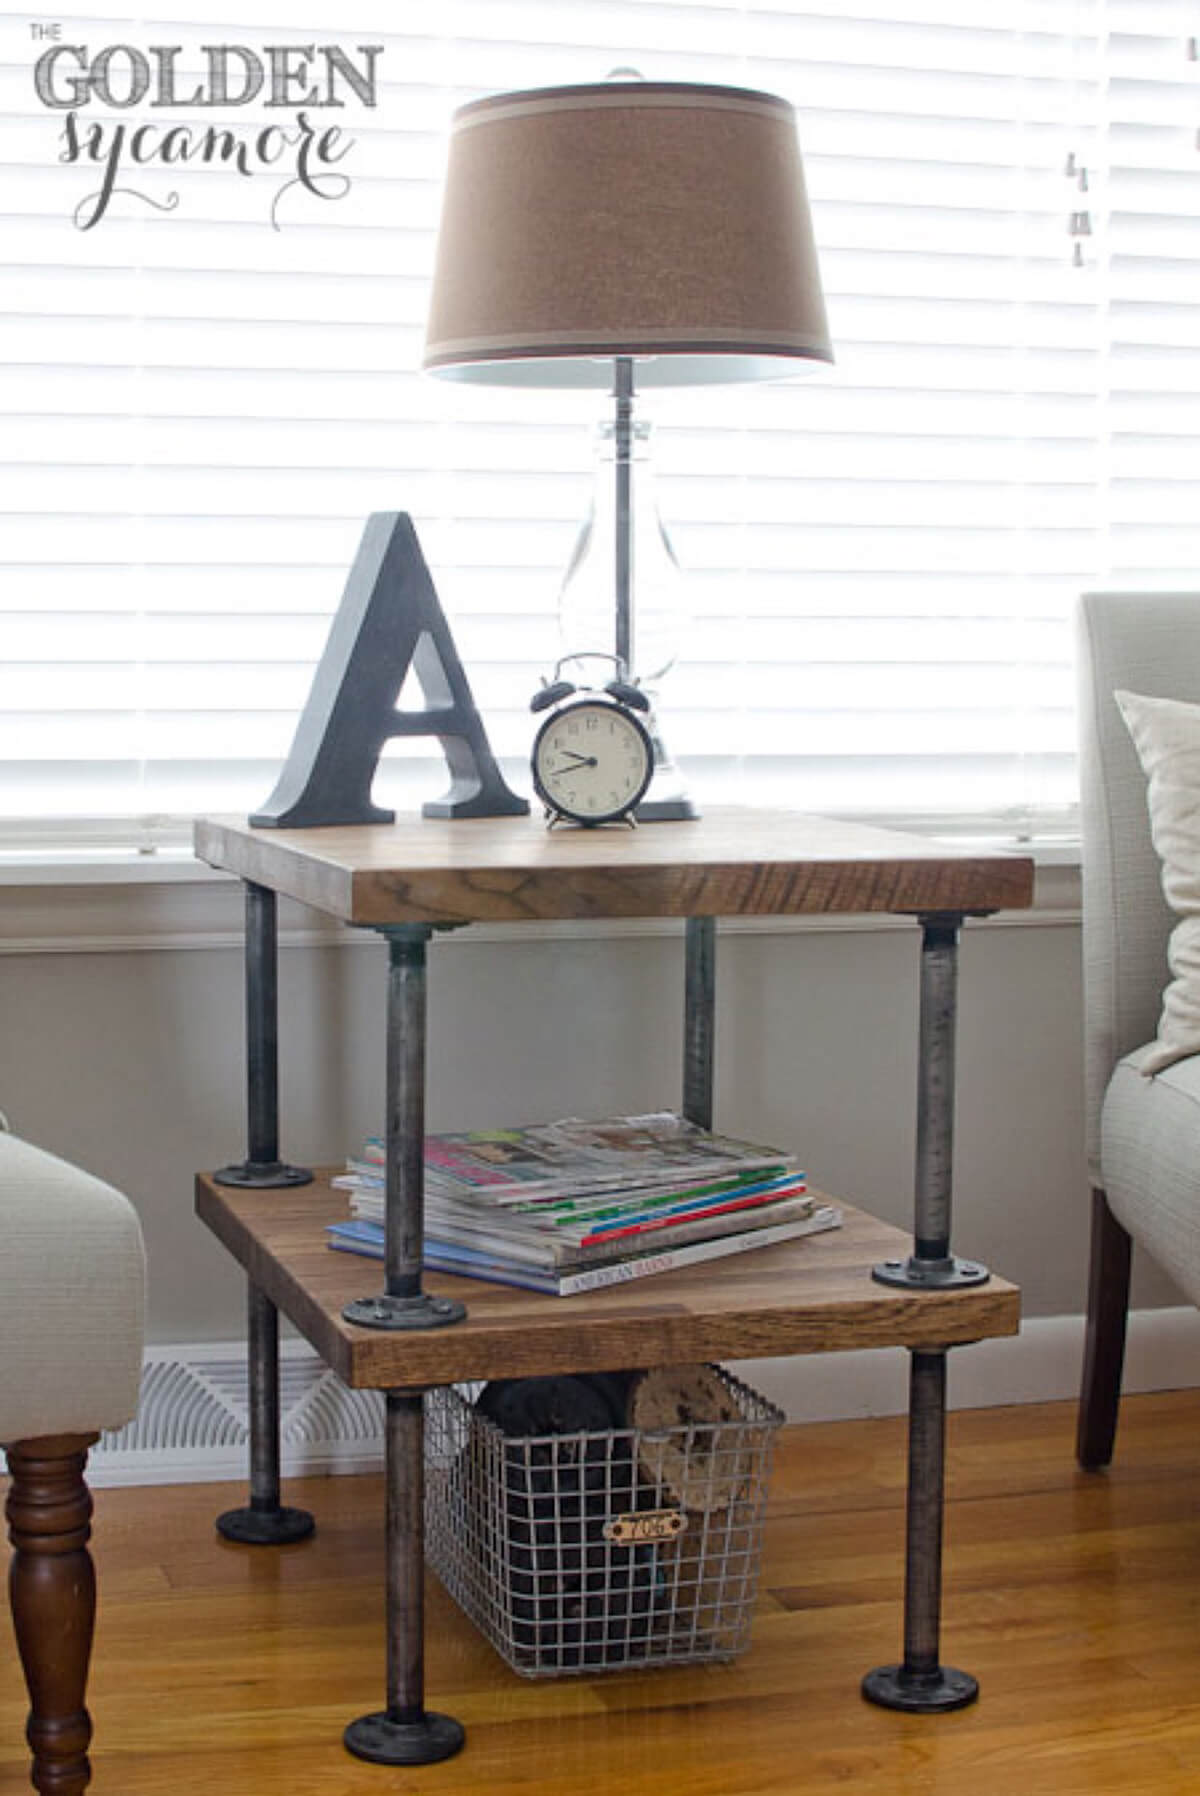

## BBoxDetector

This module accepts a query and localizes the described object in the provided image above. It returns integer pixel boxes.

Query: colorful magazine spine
[346,1170,808,1245]
[576,1178,809,1246]
[326,1207,841,1297]
[350,1192,819,1271]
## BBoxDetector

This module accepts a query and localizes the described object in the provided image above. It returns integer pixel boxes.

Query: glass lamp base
[637,705,698,821]
[637,794,699,821]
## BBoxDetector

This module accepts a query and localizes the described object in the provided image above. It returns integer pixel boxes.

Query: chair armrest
[0,1133,145,1444]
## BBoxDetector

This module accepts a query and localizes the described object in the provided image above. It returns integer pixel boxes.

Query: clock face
[531,698,654,825]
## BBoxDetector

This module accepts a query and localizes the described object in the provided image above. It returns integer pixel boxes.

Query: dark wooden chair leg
[5,1432,100,1796]
[1077,1188,1132,1471]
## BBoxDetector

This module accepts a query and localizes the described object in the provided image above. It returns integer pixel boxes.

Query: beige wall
[0,868,1177,1345]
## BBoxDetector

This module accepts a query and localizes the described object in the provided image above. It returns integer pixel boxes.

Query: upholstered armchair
[1,1124,145,1795]
[1076,591,1200,1468]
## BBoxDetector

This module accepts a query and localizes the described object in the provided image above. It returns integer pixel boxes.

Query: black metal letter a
[251,512,528,827]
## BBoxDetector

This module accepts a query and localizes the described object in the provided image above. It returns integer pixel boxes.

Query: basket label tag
[603,1509,688,1545]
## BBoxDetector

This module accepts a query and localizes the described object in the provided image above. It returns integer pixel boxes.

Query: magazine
[328,1109,828,1295]
[327,1205,842,1297]
[346,1186,817,1270]
[346,1170,810,1252]
[349,1111,793,1207]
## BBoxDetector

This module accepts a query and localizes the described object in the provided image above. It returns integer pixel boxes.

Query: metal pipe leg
[215,880,314,1545]
[873,913,988,1291]
[343,927,466,1332]
[344,1391,465,1765]
[247,1283,282,1510]
[862,1349,977,1712]
[865,913,985,1707]
[216,881,312,1190]
[216,1284,314,1544]
[683,916,716,1130]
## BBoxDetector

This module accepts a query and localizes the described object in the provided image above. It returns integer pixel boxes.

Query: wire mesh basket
[424,1365,784,1677]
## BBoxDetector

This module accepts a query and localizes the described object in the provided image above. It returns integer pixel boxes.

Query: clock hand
[556,750,598,769]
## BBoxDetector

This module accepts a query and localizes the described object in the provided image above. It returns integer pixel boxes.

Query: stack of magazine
[326,1110,840,1296]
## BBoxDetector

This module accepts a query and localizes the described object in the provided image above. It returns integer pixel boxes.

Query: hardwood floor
[6,1389,1200,1795]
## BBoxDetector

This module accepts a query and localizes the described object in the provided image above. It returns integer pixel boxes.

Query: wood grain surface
[193,809,1035,926]
[9,1392,1200,1796]
[195,1173,1019,1388]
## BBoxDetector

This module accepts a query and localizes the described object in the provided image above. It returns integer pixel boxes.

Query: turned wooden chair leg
[1077,1188,1132,1471]
[5,1433,100,1796]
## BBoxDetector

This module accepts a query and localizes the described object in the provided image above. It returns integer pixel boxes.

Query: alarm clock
[530,664,654,827]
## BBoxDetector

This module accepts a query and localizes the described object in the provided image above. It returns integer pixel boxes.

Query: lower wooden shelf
[196,1172,1020,1391]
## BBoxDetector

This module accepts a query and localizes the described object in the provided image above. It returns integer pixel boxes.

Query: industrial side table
[193,807,1032,1765]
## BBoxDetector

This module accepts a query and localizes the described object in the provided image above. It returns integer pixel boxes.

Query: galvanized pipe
[901,1348,947,1674]
[344,1388,463,1762]
[862,1343,975,1711]
[244,887,280,1513]
[873,912,985,1293]
[384,928,432,1300]
[385,1391,426,1721]
[245,881,280,1168]
[216,877,309,1191]
[217,1280,313,1542]
[342,926,464,1332]
[214,880,313,1545]
[683,916,716,1130]
[247,1283,281,1511]
[913,916,959,1263]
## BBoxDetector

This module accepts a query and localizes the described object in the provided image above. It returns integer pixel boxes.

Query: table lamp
[423,77,833,818]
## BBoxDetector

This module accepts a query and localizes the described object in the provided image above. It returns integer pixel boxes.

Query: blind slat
[1,1,1194,835]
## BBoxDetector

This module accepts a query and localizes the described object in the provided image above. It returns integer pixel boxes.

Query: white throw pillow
[1115,687,1200,1073]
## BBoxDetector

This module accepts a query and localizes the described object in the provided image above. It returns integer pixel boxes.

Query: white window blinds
[1,1,1196,846]
[1102,3,1200,590]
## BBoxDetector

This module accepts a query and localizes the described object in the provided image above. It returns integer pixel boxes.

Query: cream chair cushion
[0,1131,145,1444]
[1113,688,1200,1072]
[1101,1046,1200,1310]
[1077,594,1198,1181]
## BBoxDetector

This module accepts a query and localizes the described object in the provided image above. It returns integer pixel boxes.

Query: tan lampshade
[423,80,833,388]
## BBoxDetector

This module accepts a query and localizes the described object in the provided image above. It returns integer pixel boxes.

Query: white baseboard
[81,1307,1200,1488]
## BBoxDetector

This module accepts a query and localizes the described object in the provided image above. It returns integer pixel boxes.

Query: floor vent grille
[90,1342,385,1486]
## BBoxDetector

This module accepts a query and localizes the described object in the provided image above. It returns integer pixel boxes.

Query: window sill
[0,847,226,887]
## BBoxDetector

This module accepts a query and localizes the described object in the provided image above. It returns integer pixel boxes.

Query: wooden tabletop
[193,809,1034,927]
[196,1173,1020,1389]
